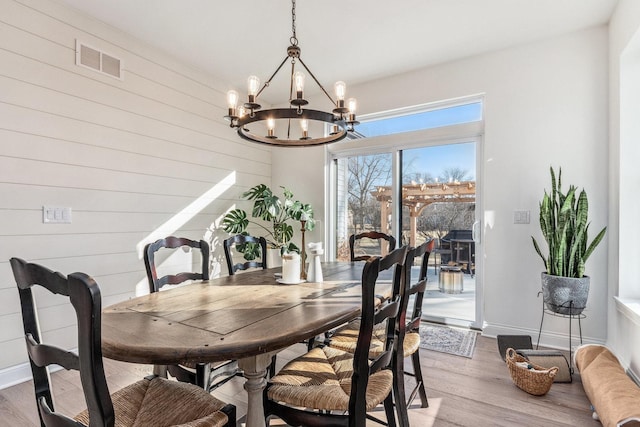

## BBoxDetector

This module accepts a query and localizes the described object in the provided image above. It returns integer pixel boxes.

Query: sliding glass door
[401,143,477,326]
[329,97,484,329]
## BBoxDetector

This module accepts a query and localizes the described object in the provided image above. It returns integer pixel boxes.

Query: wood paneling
[0,0,272,377]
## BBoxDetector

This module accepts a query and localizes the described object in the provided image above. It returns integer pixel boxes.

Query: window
[329,96,483,327]
[354,101,482,138]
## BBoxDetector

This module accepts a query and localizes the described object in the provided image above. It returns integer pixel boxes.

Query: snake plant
[221,184,315,260]
[531,167,606,278]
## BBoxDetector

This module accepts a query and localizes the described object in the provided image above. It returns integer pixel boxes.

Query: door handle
[472,221,480,243]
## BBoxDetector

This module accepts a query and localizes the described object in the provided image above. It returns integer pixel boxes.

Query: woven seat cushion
[74,377,229,427]
[330,320,420,358]
[268,346,393,412]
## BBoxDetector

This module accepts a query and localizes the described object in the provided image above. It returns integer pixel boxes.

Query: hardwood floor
[0,336,598,426]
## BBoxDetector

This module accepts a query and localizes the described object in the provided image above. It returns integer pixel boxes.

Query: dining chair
[144,236,210,292]
[349,231,397,261]
[11,257,236,427]
[396,240,434,412]
[223,234,268,275]
[264,246,408,427]
[144,236,238,392]
[327,240,434,427]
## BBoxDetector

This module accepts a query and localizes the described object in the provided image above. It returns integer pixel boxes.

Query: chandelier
[223,0,358,147]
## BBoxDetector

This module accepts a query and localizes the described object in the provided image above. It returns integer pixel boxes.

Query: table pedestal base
[239,352,277,427]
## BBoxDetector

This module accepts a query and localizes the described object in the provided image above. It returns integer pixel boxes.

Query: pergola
[372,181,476,246]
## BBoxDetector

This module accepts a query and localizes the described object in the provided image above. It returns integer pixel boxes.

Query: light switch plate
[513,210,530,224]
[43,206,72,224]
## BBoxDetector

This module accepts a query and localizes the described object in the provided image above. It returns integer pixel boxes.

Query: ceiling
[54,0,618,103]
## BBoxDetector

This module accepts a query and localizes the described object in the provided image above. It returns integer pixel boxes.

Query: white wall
[274,27,610,349]
[0,0,271,385]
[608,0,640,379]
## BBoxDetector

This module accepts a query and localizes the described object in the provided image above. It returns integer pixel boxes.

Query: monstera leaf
[221,209,249,234]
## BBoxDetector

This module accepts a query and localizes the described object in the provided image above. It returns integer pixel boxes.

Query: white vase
[281,253,301,284]
[266,248,282,268]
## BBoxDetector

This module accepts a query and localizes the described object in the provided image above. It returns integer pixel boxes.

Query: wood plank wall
[0,0,271,378]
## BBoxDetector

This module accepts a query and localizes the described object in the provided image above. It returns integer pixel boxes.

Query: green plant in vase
[222,184,315,260]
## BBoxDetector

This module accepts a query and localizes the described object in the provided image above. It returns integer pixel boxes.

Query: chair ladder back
[11,258,114,427]
[350,246,407,423]
[403,240,433,332]
[349,232,397,262]
[406,277,427,333]
[223,235,268,275]
[144,236,210,292]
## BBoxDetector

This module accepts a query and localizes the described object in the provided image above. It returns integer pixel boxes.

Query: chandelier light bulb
[294,71,305,96]
[347,98,357,114]
[266,117,276,138]
[300,119,309,139]
[227,90,239,109]
[237,105,246,118]
[245,75,262,110]
[347,97,358,124]
[247,75,260,96]
[334,81,346,101]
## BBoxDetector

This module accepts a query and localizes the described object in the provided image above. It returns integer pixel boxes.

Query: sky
[356,102,480,180]
[403,142,476,181]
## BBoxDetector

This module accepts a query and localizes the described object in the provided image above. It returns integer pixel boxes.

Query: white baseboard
[0,362,66,391]
[0,362,33,390]
[482,322,604,352]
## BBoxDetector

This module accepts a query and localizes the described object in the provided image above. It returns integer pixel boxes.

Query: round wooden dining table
[101,262,373,427]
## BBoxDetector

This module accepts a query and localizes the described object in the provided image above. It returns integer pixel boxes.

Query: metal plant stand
[536,292,585,374]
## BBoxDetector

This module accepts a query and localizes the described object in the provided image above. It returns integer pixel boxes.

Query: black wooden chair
[264,246,408,427]
[11,257,236,427]
[349,231,397,261]
[223,234,268,275]
[326,240,432,427]
[144,236,238,392]
[144,236,210,292]
[393,240,434,424]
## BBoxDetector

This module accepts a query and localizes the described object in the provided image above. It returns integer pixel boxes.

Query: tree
[417,202,475,240]
[348,154,391,232]
[439,167,472,182]
[405,171,436,184]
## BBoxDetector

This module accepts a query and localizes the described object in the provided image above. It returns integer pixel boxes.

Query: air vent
[75,40,122,79]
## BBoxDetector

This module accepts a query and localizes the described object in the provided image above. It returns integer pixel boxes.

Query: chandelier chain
[290,0,298,46]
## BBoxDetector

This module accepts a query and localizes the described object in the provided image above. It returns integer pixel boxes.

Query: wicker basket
[506,348,558,396]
